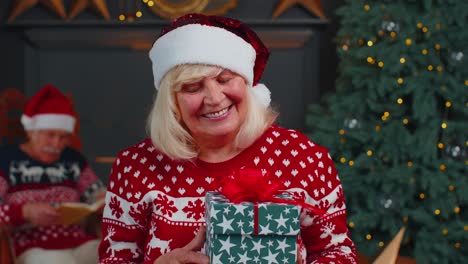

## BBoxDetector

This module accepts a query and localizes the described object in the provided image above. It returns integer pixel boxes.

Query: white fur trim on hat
[149,24,256,89]
[252,83,271,108]
[21,114,75,132]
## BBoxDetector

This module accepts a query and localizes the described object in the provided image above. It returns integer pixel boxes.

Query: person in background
[0,84,105,264]
[99,13,357,264]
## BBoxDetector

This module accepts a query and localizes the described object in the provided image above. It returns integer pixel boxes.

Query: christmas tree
[306,0,468,263]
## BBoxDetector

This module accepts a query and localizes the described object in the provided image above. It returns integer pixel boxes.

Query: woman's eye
[181,83,201,93]
[218,76,232,84]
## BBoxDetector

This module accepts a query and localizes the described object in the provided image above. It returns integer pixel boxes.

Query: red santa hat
[21,84,76,132]
[149,13,271,108]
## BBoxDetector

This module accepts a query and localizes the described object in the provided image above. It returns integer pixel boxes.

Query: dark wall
[0,1,343,181]
[0,2,25,90]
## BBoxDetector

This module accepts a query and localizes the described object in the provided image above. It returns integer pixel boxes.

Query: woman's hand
[154,226,209,264]
[22,202,59,226]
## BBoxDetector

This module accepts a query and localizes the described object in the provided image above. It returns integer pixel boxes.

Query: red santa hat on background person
[149,13,272,108]
[21,84,76,132]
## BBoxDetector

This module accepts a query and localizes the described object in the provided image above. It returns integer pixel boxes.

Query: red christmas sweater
[0,145,104,256]
[99,125,357,263]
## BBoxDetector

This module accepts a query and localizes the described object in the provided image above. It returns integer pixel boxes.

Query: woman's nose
[204,81,224,105]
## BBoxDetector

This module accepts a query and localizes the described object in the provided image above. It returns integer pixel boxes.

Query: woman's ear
[173,109,181,123]
[171,92,181,123]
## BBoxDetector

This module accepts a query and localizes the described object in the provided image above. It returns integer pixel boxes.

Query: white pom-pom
[252,83,271,108]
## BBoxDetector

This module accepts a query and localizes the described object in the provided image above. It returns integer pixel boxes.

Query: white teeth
[205,107,228,118]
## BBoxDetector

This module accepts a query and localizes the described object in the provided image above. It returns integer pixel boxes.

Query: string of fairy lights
[117,0,149,21]
[338,3,467,251]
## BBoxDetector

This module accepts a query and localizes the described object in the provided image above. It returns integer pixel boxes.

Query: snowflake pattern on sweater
[99,125,357,264]
[0,145,104,256]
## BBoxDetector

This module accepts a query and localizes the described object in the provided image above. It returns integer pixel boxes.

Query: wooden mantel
[6,18,327,50]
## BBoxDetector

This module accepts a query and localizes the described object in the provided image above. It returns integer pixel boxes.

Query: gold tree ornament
[272,0,326,19]
[68,0,111,20]
[8,0,67,22]
[146,0,238,20]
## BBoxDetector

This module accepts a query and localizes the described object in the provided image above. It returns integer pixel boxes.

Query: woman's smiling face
[175,67,248,143]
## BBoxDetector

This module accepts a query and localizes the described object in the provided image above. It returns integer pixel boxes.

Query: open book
[56,198,105,226]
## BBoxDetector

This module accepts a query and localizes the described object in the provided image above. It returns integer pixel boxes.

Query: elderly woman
[98,14,357,264]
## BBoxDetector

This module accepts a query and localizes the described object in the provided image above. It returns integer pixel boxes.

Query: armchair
[0,88,27,263]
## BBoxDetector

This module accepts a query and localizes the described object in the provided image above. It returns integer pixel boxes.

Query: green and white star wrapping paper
[205,191,300,264]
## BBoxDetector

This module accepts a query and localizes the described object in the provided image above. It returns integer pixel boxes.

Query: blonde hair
[147,64,277,160]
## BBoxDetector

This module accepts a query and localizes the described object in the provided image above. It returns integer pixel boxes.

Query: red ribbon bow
[218,168,325,216]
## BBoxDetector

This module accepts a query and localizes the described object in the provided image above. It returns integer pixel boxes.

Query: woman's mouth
[203,105,232,119]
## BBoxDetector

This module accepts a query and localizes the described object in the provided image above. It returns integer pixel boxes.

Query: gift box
[205,191,300,264]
